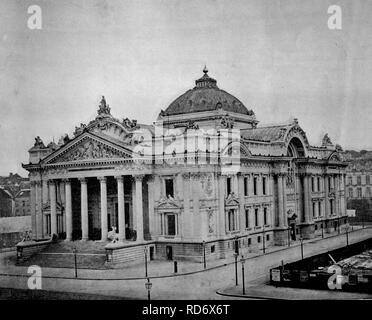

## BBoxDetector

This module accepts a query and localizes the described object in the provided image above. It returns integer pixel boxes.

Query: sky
[1,0,372,176]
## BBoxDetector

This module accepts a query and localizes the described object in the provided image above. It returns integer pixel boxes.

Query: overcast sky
[1,0,371,176]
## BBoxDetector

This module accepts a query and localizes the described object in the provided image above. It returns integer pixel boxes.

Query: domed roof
[162,67,253,117]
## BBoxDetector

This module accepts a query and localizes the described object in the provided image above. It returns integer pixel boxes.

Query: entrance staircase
[18,241,109,270]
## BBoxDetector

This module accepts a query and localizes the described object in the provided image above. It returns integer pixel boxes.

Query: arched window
[287,137,305,158]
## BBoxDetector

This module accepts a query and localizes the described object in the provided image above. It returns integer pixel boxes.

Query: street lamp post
[144,246,148,278]
[287,226,291,247]
[240,255,245,295]
[145,278,152,301]
[233,252,238,286]
[262,226,266,254]
[299,237,304,261]
[203,241,206,269]
[72,247,78,278]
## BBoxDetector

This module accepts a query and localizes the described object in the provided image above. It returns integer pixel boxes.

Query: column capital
[62,178,71,184]
[134,174,145,182]
[115,175,124,182]
[78,177,87,183]
[48,179,56,186]
[97,176,107,182]
[182,172,191,179]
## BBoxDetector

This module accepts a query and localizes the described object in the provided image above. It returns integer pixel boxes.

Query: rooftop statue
[34,136,45,148]
[97,96,111,116]
[322,133,333,147]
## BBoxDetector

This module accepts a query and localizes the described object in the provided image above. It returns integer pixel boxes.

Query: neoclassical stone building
[23,68,349,263]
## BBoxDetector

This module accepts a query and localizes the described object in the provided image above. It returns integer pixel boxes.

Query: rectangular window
[312,202,316,218]
[248,238,251,246]
[357,176,361,185]
[228,209,235,231]
[244,177,248,196]
[166,214,176,236]
[330,199,334,215]
[254,208,259,227]
[348,177,352,185]
[366,175,370,185]
[357,188,362,198]
[311,177,315,192]
[328,177,332,192]
[257,236,261,243]
[266,234,270,241]
[226,177,232,195]
[165,179,174,197]
[318,201,322,217]
[262,177,266,195]
[263,207,267,225]
[349,188,353,198]
[245,209,249,228]
[211,245,215,253]
[253,177,258,195]
[317,177,321,191]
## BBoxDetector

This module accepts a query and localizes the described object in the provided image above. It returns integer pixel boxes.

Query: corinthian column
[64,179,72,241]
[98,177,108,241]
[116,176,126,242]
[79,178,88,241]
[277,174,284,227]
[134,175,144,242]
[49,180,57,237]
[303,174,310,223]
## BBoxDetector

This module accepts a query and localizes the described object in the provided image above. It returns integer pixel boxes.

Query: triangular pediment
[42,132,133,164]
[225,192,240,206]
[155,196,181,210]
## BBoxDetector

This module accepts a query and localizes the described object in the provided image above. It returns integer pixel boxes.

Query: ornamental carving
[57,139,127,162]
[207,208,215,234]
[201,173,214,198]
[220,115,234,129]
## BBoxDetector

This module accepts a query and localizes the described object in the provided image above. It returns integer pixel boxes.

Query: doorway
[150,246,154,261]
[166,246,173,260]
[290,223,296,241]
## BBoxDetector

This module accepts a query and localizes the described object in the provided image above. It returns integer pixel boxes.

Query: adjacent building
[22,68,349,262]
[345,151,372,223]
[0,173,31,248]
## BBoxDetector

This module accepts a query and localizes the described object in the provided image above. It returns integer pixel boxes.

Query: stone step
[18,251,108,269]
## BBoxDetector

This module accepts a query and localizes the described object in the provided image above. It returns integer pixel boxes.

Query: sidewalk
[217,284,372,300]
[0,227,371,299]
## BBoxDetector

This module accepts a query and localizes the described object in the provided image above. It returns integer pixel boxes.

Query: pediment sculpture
[74,123,87,137]
[55,139,128,162]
